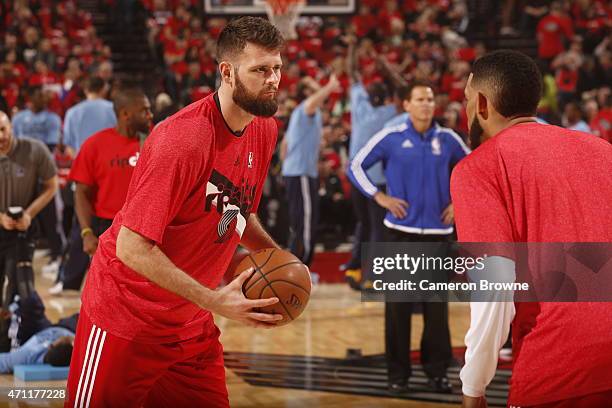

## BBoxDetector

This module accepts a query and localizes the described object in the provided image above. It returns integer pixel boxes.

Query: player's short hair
[43,343,73,367]
[112,86,147,117]
[216,17,285,61]
[402,80,434,101]
[471,50,542,118]
[85,76,107,94]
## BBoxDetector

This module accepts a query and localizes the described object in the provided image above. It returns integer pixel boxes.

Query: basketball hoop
[262,0,304,40]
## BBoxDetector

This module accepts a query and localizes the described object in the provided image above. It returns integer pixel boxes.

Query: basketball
[233,248,311,326]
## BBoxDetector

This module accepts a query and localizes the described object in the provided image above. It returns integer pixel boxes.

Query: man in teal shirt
[281,74,339,266]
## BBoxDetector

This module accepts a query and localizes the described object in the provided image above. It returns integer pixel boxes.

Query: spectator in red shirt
[441,60,470,102]
[351,4,377,38]
[378,0,404,37]
[552,49,582,108]
[589,95,612,142]
[29,60,59,87]
[537,1,574,62]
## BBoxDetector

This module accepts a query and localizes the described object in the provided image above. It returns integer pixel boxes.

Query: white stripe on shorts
[74,324,107,408]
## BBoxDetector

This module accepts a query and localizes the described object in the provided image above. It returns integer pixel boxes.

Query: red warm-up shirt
[68,128,140,219]
[81,94,277,343]
[451,123,612,406]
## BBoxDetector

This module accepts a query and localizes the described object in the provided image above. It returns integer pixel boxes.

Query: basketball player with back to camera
[452,50,612,408]
[66,17,287,408]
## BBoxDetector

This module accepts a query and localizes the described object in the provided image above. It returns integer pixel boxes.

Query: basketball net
[263,0,304,40]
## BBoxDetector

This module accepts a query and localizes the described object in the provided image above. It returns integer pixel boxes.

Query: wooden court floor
[0,252,471,408]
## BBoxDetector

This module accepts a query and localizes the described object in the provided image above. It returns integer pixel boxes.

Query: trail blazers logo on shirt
[205,169,257,243]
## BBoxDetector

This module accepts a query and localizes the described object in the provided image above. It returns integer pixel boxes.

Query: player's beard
[469,115,484,149]
[233,72,278,118]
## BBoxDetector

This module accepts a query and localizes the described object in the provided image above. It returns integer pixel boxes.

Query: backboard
[204,0,355,15]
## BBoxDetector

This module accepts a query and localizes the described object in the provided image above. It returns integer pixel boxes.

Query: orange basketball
[233,248,311,326]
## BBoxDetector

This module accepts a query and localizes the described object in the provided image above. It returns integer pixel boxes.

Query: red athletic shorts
[65,309,228,408]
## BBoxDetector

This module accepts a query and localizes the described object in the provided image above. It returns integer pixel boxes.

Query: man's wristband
[80,227,93,238]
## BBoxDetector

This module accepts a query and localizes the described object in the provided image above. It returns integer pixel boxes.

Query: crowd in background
[1,0,611,248]
[139,0,611,244]
[0,0,114,117]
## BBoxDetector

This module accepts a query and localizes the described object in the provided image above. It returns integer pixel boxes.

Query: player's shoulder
[81,127,116,147]
[494,122,569,153]
[155,95,215,133]
[147,97,216,158]
[452,136,497,180]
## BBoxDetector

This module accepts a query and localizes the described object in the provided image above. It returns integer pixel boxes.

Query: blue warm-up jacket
[348,119,470,234]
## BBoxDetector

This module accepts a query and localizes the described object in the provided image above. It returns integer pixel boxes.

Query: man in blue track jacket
[348,81,470,394]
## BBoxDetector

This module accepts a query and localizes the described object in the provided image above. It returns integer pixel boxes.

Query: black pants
[1,290,79,352]
[347,184,386,280]
[284,176,319,266]
[0,230,35,309]
[384,229,453,382]
[0,229,36,352]
[39,144,63,259]
[37,197,63,259]
[60,216,113,290]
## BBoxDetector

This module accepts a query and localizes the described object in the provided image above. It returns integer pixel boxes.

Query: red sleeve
[451,151,516,261]
[249,121,278,214]
[120,122,211,244]
[450,149,515,243]
[68,138,96,186]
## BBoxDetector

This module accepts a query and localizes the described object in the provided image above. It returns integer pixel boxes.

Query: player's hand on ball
[212,268,284,328]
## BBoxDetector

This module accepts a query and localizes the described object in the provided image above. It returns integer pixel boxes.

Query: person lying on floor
[0,291,77,373]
